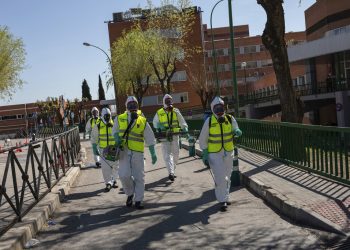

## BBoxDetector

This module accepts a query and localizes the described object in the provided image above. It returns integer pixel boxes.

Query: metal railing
[240,79,350,106]
[184,118,350,185]
[0,127,81,236]
[236,118,350,185]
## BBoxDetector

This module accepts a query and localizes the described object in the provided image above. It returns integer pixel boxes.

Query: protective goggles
[127,101,138,111]
[213,104,225,115]
[164,98,173,106]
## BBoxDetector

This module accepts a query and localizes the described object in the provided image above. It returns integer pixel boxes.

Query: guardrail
[184,118,350,185]
[0,127,81,236]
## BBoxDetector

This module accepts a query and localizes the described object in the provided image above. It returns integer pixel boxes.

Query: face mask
[165,98,173,107]
[92,111,98,118]
[217,116,225,124]
[104,114,111,122]
[127,101,138,112]
[130,111,138,120]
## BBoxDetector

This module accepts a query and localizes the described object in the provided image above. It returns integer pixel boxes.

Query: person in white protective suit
[153,94,188,182]
[198,96,242,212]
[85,107,101,168]
[91,107,119,192]
[113,96,157,209]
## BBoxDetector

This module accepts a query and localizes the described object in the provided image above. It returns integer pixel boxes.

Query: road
[33,141,322,249]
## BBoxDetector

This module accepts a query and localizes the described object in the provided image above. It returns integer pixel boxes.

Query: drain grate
[308,200,350,230]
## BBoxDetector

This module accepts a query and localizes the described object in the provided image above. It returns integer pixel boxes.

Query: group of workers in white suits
[86,94,241,211]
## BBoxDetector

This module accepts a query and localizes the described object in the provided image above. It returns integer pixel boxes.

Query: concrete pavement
[29,140,322,249]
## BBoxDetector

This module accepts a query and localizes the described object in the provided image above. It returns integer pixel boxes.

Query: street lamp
[210,0,224,95]
[228,0,239,117]
[241,61,247,100]
[83,42,119,112]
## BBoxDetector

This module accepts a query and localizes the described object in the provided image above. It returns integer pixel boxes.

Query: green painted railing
[186,118,350,185]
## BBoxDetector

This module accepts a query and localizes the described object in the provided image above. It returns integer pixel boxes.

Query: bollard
[188,136,196,157]
[179,136,182,149]
[230,147,240,187]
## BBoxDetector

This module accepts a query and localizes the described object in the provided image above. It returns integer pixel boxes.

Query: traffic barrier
[231,147,240,187]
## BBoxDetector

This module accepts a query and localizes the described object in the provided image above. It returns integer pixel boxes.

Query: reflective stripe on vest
[118,112,146,152]
[208,115,234,153]
[157,108,180,132]
[98,120,115,149]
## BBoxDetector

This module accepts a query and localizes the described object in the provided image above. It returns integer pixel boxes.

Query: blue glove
[149,145,157,164]
[114,133,123,146]
[234,128,242,137]
[92,143,100,156]
[202,148,209,166]
[182,127,189,139]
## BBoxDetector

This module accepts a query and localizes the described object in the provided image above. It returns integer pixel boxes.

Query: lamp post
[210,0,224,95]
[241,61,247,102]
[83,42,119,112]
[228,0,239,117]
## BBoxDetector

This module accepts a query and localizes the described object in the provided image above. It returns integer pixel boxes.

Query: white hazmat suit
[85,107,100,166]
[91,107,119,190]
[113,96,156,206]
[153,94,188,180]
[198,97,239,206]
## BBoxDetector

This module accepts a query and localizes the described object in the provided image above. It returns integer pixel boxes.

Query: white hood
[101,107,111,123]
[163,94,173,109]
[91,107,99,117]
[125,96,138,109]
[210,96,224,118]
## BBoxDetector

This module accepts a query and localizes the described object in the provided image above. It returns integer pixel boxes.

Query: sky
[0,0,316,105]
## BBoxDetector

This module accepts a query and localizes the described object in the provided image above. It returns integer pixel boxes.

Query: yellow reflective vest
[98,120,115,149]
[208,115,234,153]
[91,117,100,128]
[118,112,147,152]
[156,108,180,132]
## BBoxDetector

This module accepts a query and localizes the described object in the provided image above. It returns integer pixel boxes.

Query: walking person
[113,96,157,209]
[85,107,101,168]
[153,94,188,182]
[198,96,242,212]
[91,107,119,192]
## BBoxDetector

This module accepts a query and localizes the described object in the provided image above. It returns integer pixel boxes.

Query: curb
[0,153,84,250]
[181,142,347,236]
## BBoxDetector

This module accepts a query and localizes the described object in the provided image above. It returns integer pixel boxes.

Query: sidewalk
[182,141,350,236]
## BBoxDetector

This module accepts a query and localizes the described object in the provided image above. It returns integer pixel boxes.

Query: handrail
[0,127,81,236]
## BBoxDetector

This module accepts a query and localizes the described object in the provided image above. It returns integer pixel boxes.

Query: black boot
[105,183,112,192]
[95,162,101,168]
[226,201,231,206]
[112,181,118,188]
[168,174,175,182]
[126,195,134,207]
[135,201,144,209]
[220,202,228,212]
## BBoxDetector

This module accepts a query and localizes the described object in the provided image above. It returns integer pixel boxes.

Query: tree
[257,0,304,123]
[82,79,92,101]
[145,0,200,94]
[187,62,216,110]
[0,26,26,99]
[112,26,154,104]
[36,97,62,127]
[98,74,106,100]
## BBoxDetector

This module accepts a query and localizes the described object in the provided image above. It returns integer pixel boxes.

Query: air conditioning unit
[112,12,123,22]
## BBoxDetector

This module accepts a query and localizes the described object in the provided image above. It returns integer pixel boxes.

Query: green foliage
[112,25,154,103]
[0,26,26,99]
[98,74,106,100]
[82,79,92,100]
[144,0,201,94]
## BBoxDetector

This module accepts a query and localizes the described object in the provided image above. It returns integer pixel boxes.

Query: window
[243,45,257,54]
[292,78,298,86]
[246,61,258,69]
[228,47,240,55]
[260,45,266,52]
[1,115,18,120]
[298,76,305,85]
[157,95,163,105]
[261,59,273,67]
[170,71,187,82]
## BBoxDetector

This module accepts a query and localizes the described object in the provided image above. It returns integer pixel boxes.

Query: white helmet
[101,107,111,123]
[91,107,99,118]
[211,96,225,118]
[125,96,138,112]
[163,94,173,109]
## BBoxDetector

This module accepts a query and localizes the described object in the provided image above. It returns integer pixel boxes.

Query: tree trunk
[258,0,304,123]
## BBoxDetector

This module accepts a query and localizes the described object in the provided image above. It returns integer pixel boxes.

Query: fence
[186,118,350,185]
[0,127,81,236]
